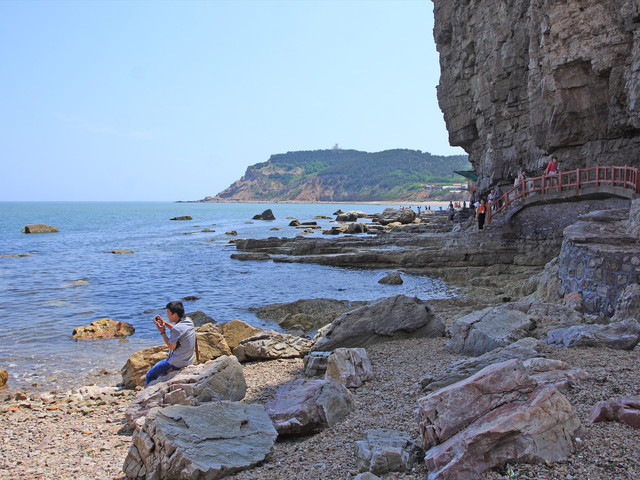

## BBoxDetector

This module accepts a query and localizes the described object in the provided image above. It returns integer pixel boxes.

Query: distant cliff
[199,149,470,202]
[433,0,640,192]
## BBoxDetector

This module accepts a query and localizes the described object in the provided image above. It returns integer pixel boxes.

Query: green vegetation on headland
[198,148,471,202]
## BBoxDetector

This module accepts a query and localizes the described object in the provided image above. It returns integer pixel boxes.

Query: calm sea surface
[0,202,455,392]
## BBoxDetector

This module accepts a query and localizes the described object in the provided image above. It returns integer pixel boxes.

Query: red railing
[487,165,640,224]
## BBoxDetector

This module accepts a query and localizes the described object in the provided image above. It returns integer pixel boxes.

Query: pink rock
[590,397,640,428]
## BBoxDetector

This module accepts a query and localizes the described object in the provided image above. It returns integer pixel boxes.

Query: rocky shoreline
[3,204,640,480]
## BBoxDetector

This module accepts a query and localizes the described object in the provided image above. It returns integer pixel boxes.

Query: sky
[0,0,464,201]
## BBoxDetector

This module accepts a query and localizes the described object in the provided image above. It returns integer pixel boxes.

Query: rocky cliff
[433,0,640,192]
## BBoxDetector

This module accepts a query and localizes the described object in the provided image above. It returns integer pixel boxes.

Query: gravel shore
[2,334,639,480]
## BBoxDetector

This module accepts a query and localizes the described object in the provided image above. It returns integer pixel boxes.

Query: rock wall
[433,0,640,193]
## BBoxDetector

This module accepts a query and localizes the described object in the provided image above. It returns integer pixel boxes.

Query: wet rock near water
[0,368,7,387]
[378,272,403,285]
[252,298,368,332]
[253,209,275,220]
[169,215,192,221]
[312,295,444,352]
[110,249,134,254]
[72,318,135,340]
[21,224,59,233]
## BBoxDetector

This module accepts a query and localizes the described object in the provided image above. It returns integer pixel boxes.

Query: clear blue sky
[1,0,463,201]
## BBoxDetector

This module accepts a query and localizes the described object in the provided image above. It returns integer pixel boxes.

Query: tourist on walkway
[545,156,560,190]
[494,185,503,209]
[476,198,487,230]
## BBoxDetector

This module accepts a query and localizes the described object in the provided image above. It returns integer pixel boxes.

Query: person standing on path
[146,300,196,386]
[476,198,487,230]
[545,156,560,190]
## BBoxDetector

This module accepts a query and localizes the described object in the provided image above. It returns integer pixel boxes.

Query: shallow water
[0,201,455,391]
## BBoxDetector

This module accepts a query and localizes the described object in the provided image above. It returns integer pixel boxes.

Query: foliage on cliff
[211,149,470,202]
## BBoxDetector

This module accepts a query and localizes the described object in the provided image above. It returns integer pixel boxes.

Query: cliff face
[433,0,640,192]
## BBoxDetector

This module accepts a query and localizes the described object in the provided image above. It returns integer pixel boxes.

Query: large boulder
[125,355,246,428]
[211,319,263,350]
[121,345,169,388]
[325,348,373,388]
[445,302,584,356]
[121,325,234,388]
[546,318,640,350]
[233,330,312,362]
[123,401,277,480]
[378,272,403,285]
[445,306,535,356]
[420,337,543,392]
[377,208,416,226]
[72,318,135,340]
[417,358,584,479]
[253,298,368,332]
[253,209,275,220]
[612,283,640,322]
[265,379,355,436]
[336,211,367,222]
[21,224,59,233]
[185,311,215,327]
[355,429,423,475]
[312,295,444,351]
[590,397,640,429]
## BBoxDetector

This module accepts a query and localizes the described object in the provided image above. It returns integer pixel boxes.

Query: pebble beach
[2,332,639,480]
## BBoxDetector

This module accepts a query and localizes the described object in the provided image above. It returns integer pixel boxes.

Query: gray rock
[233,330,312,362]
[378,272,403,285]
[125,355,246,428]
[612,283,640,322]
[303,351,331,377]
[325,348,373,388]
[253,298,368,332]
[445,306,536,356]
[253,209,275,220]
[185,310,215,327]
[312,295,444,351]
[265,379,355,436]
[421,337,542,392]
[377,208,416,225]
[123,401,277,480]
[546,318,640,350]
[355,429,422,475]
[169,216,192,221]
[336,210,367,222]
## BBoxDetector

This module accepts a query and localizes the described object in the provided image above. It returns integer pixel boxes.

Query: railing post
[576,168,580,194]
[596,165,599,187]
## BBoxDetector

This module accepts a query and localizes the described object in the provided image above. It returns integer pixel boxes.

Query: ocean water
[0,202,455,392]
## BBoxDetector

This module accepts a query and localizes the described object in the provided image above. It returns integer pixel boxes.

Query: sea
[0,201,455,392]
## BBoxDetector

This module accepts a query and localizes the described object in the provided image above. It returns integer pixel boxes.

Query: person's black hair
[166,300,185,318]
